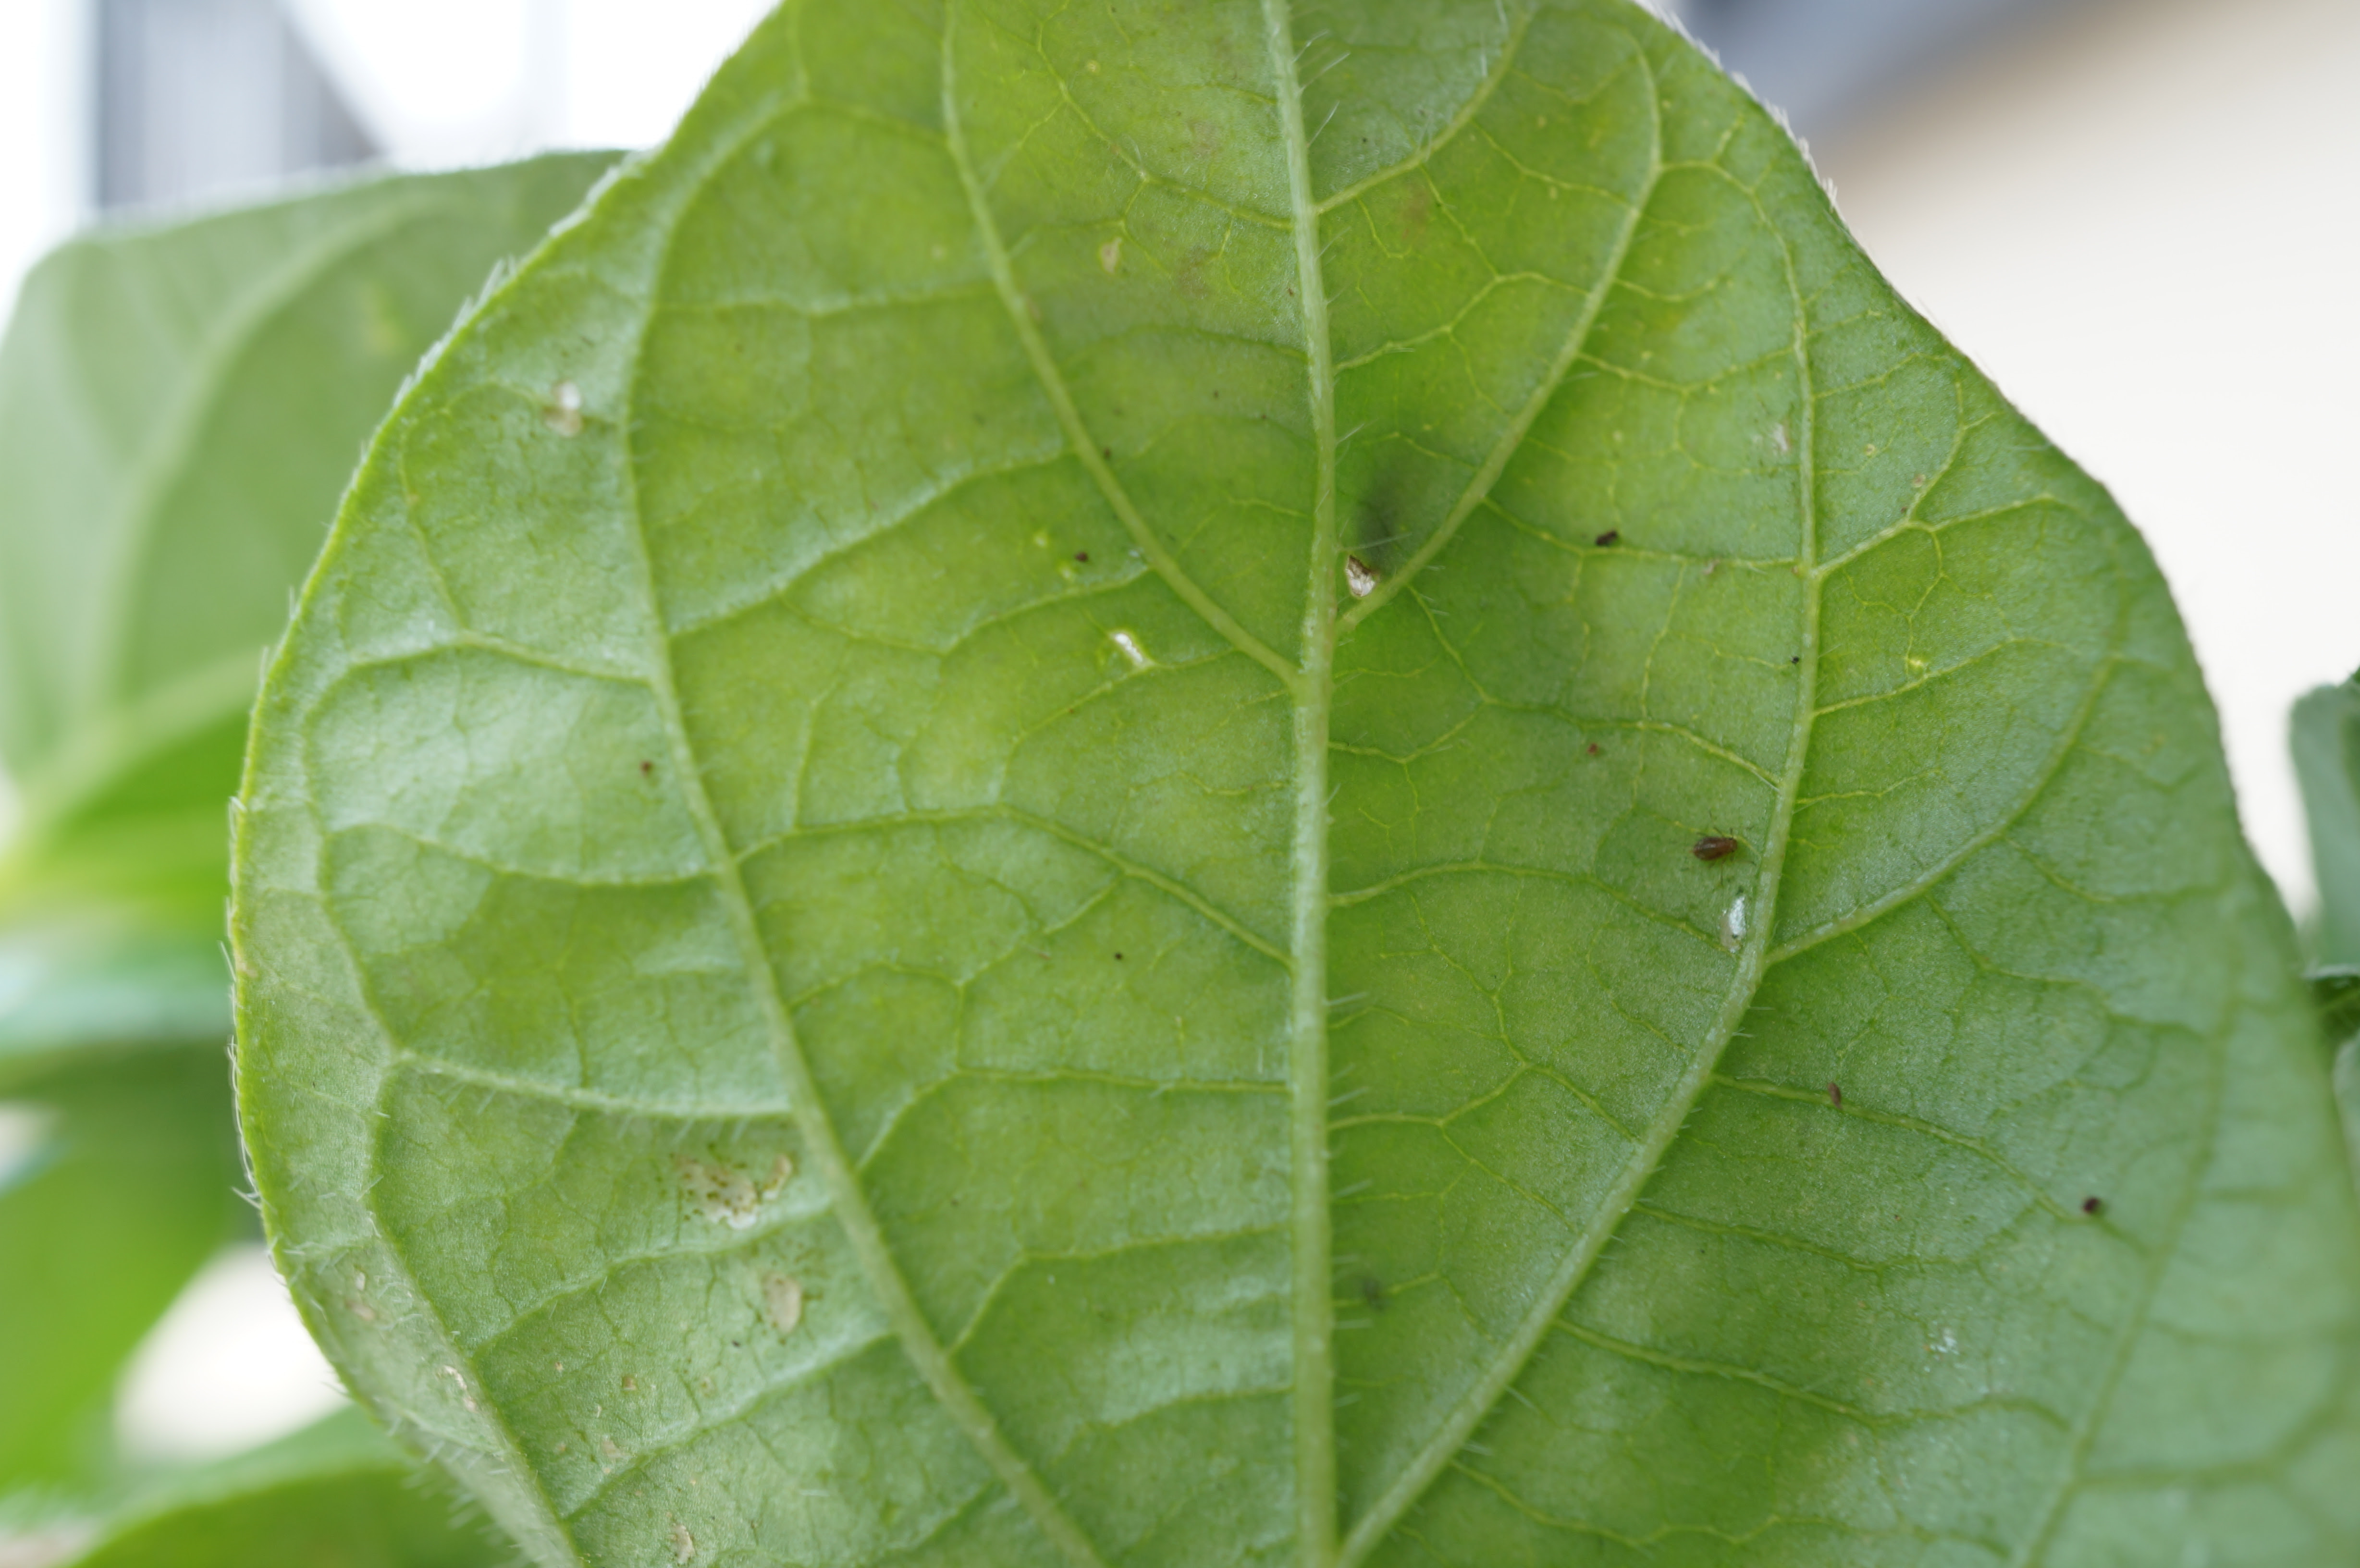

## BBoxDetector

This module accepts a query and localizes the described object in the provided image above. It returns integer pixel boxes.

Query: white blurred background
[0,0,2353,1472]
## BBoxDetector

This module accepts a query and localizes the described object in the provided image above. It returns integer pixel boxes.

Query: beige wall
[1812,0,2360,911]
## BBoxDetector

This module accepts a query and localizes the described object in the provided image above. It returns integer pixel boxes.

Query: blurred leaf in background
[2295,673,2360,972]
[2294,671,2360,1170]
[54,1405,509,1568]
[0,152,613,1513]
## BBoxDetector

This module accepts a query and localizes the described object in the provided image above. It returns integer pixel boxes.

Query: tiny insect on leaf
[1692,835,1741,862]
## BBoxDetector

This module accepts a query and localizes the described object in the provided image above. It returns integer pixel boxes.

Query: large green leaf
[0,153,615,1086]
[233,2,2360,1562]
[0,1050,245,1487]
[58,1407,509,1568]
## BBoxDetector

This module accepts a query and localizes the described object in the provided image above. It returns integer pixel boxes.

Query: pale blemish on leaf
[1345,555,1378,599]
[1099,236,1123,274]
[763,1274,804,1335]
[1108,629,1151,669]
[675,1151,792,1230]
[543,380,584,436]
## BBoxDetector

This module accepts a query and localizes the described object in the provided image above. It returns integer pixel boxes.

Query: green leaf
[0,153,616,1081]
[0,1050,245,1488]
[58,1407,512,1568]
[2294,677,2360,972]
[2314,967,2360,1053]
[0,154,614,1498]
[232,2,2360,1563]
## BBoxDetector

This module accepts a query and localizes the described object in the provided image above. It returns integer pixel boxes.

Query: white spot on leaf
[763,1274,805,1335]
[543,380,584,437]
[1345,555,1379,598]
[1769,420,1789,454]
[671,1521,696,1563]
[1098,236,1123,274]
[1719,894,1749,953]
[1108,629,1151,669]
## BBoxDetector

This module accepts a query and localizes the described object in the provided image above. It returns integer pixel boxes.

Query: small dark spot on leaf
[1074,551,1090,563]
[1586,742,1601,756]
[2082,1196,2103,1216]
[1359,1276,1386,1311]
[1692,835,1740,862]
[1790,655,1801,664]
[1101,446,1114,460]
[1594,529,1620,547]
[1113,952,1124,960]
[1827,1082,1842,1108]
[639,760,654,777]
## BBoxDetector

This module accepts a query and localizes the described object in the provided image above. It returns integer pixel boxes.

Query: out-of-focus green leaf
[2315,966,2360,1051]
[0,1050,244,1488]
[233,2,2360,1562]
[2296,676,2360,972]
[58,1407,511,1568]
[0,928,240,1095]
[0,153,616,1084]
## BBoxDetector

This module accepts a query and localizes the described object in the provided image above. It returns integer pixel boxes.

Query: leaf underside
[233,2,2360,1564]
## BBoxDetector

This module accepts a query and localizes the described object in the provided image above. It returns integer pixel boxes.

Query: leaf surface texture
[234,3,2360,1563]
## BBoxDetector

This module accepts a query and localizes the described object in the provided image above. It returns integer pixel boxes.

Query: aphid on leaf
[1594,528,1620,547]
[1692,834,1740,862]
[1586,742,1601,756]
[1074,551,1090,564]
[639,760,654,778]
[1827,1082,1842,1109]
[2082,1196,2104,1216]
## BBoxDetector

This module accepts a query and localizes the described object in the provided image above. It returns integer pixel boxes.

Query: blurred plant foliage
[0,152,612,1560]
[2295,672,2360,1167]
[4,1,2360,1565]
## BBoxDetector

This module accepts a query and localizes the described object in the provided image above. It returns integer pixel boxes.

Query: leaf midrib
[1257,4,1345,1564]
